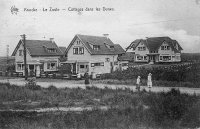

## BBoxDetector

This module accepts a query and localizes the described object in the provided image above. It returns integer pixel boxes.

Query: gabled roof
[118,52,135,61]
[127,37,183,53]
[66,34,125,55]
[59,46,67,54]
[12,40,63,56]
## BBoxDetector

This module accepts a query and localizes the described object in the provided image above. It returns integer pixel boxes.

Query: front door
[29,65,35,76]
[149,56,155,63]
[72,63,76,74]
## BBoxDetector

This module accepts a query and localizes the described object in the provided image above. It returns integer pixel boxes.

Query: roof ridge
[77,34,108,38]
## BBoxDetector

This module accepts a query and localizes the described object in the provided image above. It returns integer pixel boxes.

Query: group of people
[136,73,152,92]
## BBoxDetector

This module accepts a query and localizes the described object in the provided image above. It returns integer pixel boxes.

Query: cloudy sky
[0,0,200,56]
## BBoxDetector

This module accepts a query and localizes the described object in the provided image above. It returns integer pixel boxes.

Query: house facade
[12,39,63,76]
[126,37,183,63]
[63,34,125,77]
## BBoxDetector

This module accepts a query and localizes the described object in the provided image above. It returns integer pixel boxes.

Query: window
[161,45,170,50]
[93,45,100,50]
[137,56,143,60]
[80,65,85,68]
[73,47,84,54]
[77,40,81,45]
[17,64,24,71]
[73,48,78,54]
[138,47,146,51]
[167,46,170,50]
[47,62,56,70]
[19,50,23,56]
[79,47,84,54]
[91,62,104,67]
[144,56,148,60]
[122,63,128,66]
[110,46,114,51]
[48,48,56,53]
[105,58,110,62]
[160,56,163,60]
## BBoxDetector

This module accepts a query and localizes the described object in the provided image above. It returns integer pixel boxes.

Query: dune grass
[0,82,199,129]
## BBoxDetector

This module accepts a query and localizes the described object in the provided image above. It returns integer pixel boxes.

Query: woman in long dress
[147,73,152,91]
[136,76,141,92]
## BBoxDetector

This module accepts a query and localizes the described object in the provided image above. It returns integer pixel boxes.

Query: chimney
[103,34,109,39]
[50,38,54,43]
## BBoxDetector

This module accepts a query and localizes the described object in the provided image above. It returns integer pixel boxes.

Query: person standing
[147,73,152,92]
[84,72,90,84]
[136,76,141,92]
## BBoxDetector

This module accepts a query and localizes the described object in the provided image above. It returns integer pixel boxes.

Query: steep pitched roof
[66,34,125,55]
[12,40,63,56]
[59,46,67,54]
[127,37,183,53]
[118,52,135,61]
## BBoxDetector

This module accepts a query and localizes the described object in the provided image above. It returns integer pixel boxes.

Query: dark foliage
[101,62,200,87]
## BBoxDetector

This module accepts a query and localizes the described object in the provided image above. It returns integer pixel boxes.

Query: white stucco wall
[14,43,60,74]
[158,42,181,62]
[67,37,119,75]
[134,42,149,62]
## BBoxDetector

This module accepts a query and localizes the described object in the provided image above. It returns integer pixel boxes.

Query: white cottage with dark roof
[12,38,64,76]
[126,37,183,63]
[64,34,125,77]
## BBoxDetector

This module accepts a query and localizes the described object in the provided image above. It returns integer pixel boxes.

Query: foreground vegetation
[101,62,200,88]
[0,82,200,129]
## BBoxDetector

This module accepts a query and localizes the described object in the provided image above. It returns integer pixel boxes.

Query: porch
[147,53,159,64]
[16,60,58,77]
[61,60,89,77]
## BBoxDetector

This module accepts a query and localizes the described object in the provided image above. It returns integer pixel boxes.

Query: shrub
[47,85,58,91]
[25,78,41,90]
[181,101,200,128]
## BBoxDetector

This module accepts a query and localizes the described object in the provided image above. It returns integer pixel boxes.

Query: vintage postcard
[0,0,200,129]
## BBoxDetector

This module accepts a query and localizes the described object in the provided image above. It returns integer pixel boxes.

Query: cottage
[126,37,183,63]
[12,38,64,76]
[63,34,125,78]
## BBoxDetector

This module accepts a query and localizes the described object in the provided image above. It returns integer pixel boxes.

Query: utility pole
[6,45,9,83]
[21,34,28,80]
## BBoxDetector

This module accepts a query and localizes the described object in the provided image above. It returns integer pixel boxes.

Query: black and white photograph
[0,0,200,128]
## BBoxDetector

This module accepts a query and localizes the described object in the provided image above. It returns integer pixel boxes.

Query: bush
[181,101,200,128]
[25,78,41,90]
[101,62,200,87]
[145,89,198,127]
[47,85,58,91]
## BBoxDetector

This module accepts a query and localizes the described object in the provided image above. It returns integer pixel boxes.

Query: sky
[0,0,200,56]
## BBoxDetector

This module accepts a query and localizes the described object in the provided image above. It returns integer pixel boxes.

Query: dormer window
[161,45,170,50]
[48,48,57,53]
[138,47,146,51]
[93,45,100,50]
[110,45,114,51]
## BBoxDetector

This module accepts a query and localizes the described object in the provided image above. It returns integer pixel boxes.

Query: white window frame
[17,64,24,71]
[19,50,23,56]
[73,47,84,55]
[47,62,57,70]
[91,62,104,67]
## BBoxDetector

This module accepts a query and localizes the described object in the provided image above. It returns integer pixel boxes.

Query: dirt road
[0,78,199,94]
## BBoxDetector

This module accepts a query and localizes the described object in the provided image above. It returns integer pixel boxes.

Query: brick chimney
[103,34,109,39]
[50,38,54,43]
